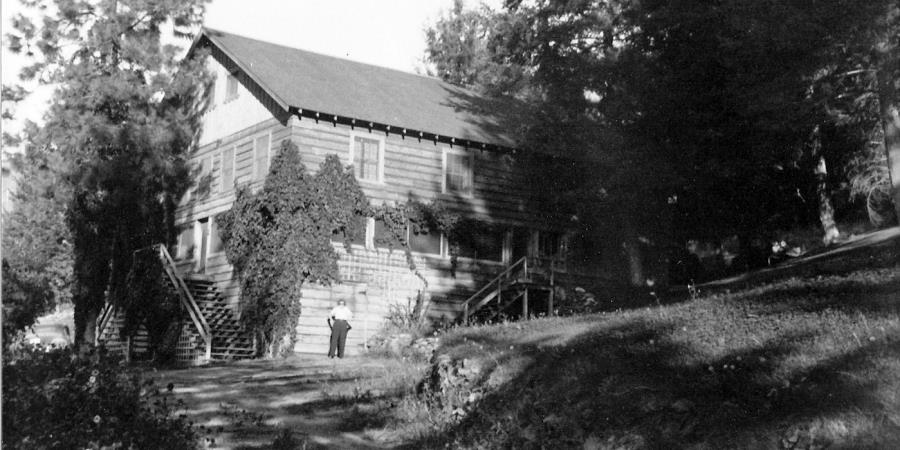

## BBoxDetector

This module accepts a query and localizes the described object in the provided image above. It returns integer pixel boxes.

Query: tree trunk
[810,125,841,245]
[78,308,98,350]
[876,61,900,223]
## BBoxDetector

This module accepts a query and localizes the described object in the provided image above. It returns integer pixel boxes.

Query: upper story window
[443,150,473,196]
[225,73,239,101]
[254,133,271,180]
[350,135,383,182]
[194,155,212,198]
[221,146,235,192]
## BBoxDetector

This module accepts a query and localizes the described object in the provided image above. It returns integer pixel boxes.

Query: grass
[381,264,900,449]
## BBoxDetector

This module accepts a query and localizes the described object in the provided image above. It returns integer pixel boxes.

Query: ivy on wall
[217,140,369,357]
[217,140,514,357]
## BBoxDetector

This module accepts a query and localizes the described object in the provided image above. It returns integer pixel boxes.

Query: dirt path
[153,354,403,449]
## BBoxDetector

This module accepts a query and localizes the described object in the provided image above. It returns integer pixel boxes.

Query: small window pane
[221,147,234,192]
[209,218,224,253]
[255,134,270,179]
[409,226,442,255]
[445,153,472,194]
[178,226,194,260]
[353,137,380,181]
[452,227,503,261]
[225,73,238,100]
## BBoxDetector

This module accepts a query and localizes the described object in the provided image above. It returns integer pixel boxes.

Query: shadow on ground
[152,356,405,449]
[403,265,900,449]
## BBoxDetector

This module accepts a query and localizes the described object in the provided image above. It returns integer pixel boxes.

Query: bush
[368,294,432,355]
[2,346,198,449]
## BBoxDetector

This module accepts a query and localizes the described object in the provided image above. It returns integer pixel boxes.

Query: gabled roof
[192,28,525,150]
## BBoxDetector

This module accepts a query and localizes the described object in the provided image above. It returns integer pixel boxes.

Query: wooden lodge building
[97,29,613,362]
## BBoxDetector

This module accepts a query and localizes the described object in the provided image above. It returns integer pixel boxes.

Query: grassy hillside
[388,265,900,449]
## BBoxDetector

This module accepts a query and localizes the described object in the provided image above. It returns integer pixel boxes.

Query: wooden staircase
[182,278,255,360]
[96,245,255,364]
[461,257,557,325]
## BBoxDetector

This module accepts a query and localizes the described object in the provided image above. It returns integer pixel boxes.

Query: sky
[1,0,501,136]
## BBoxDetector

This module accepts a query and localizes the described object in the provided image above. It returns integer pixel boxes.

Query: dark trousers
[329,319,349,358]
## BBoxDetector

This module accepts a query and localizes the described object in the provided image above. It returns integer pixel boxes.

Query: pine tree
[5,0,212,347]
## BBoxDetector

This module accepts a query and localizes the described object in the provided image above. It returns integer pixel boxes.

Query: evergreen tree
[5,0,212,347]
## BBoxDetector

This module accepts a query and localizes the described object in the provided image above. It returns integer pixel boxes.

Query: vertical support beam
[463,302,469,325]
[523,289,529,320]
[549,265,556,316]
[522,288,529,318]
[125,336,132,363]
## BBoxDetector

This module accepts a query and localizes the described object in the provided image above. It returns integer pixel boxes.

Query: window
[195,156,212,198]
[451,227,504,262]
[408,225,442,255]
[221,146,235,192]
[350,135,382,182]
[443,151,473,195]
[254,133,270,180]
[176,225,194,260]
[538,231,562,259]
[209,218,224,254]
[225,73,238,101]
[207,78,216,107]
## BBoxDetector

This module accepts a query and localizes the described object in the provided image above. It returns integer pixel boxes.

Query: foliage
[424,0,529,97]
[2,134,74,313]
[425,0,900,259]
[6,0,212,346]
[847,131,897,227]
[2,260,54,345]
[217,141,369,357]
[120,248,183,362]
[2,346,197,449]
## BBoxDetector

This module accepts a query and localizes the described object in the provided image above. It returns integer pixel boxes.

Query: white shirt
[330,305,352,321]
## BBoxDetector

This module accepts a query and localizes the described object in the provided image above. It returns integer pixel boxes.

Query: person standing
[327,299,352,358]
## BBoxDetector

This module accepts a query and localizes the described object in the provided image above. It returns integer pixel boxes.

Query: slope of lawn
[394,264,900,449]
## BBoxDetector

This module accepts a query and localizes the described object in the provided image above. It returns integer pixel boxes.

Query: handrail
[96,302,116,344]
[155,244,212,344]
[462,256,528,324]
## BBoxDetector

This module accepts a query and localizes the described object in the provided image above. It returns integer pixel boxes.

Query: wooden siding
[175,106,602,356]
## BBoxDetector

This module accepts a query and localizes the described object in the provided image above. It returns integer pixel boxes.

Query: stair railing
[95,302,116,345]
[462,256,528,324]
[155,244,212,360]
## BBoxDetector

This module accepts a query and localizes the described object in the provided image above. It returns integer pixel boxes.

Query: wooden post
[523,289,529,320]
[548,265,555,316]
[463,302,469,325]
[522,288,528,318]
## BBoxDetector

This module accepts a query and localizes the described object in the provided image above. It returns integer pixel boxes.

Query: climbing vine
[218,140,512,357]
[217,140,369,357]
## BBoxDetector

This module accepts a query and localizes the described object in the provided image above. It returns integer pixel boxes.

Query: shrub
[2,346,198,449]
[368,294,431,355]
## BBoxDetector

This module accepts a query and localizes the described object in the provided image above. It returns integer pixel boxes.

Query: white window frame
[348,132,385,184]
[252,130,273,181]
[364,217,376,250]
[441,147,474,197]
[220,145,236,193]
